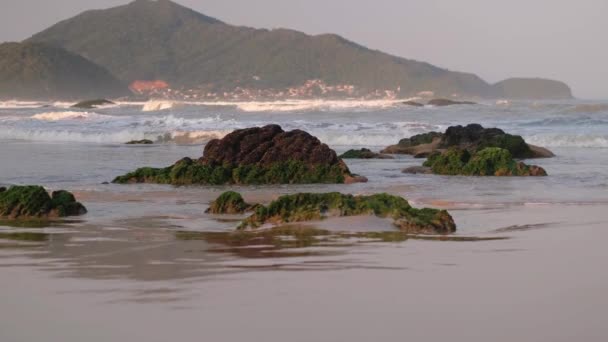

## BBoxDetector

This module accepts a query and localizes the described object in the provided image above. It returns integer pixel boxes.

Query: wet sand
[1,200,607,341]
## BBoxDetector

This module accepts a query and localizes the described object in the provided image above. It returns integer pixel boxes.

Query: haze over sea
[1,98,608,341]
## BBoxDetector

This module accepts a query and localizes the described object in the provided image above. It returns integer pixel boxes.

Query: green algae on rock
[382,123,554,159]
[206,191,257,214]
[113,158,350,185]
[113,125,367,185]
[423,147,547,176]
[339,148,393,159]
[0,186,87,219]
[234,192,456,235]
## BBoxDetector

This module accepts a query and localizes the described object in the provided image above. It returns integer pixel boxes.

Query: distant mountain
[492,78,573,100]
[26,0,572,99]
[0,42,129,100]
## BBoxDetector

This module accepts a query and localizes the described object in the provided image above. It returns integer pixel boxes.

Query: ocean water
[1,98,608,341]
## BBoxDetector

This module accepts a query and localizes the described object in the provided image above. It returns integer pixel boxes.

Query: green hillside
[27,0,491,97]
[25,0,573,99]
[0,42,129,100]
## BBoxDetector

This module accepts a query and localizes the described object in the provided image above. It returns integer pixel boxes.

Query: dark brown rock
[403,100,424,107]
[402,166,433,174]
[382,124,554,159]
[114,125,367,185]
[126,139,154,145]
[428,99,477,106]
[339,148,394,159]
[200,125,342,168]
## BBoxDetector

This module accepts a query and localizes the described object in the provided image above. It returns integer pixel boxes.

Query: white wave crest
[310,121,443,146]
[148,98,415,113]
[164,130,230,144]
[31,111,111,121]
[565,104,608,114]
[0,128,150,143]
[525,134,608,148]
[142,100,179,112]
[0,100,44,109]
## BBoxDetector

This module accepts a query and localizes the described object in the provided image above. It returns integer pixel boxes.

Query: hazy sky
[1,0,606,98]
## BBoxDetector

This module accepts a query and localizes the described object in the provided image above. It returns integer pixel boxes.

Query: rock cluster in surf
[208,192,456,235]
[382,123,554,159]
[113,125,367,185]
[0,185,87,219]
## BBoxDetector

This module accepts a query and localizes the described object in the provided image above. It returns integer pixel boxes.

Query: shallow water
[1,99,608,341]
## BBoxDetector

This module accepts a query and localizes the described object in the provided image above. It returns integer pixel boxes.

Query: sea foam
[31,111,111,121]
[525,134,608,148]
[142,100,178,112]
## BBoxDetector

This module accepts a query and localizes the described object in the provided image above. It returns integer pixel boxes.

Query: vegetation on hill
[27,0,491,97]
[24,0,573,99]
[492,78,573,99]
[0,42,129,100]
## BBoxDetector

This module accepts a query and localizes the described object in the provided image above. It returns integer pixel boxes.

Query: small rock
[402,166,433,174]
[428,98,477,106]
[402,100,424,107]
[71,99,114,109]
[125,139,154,145]
[339,148,394,159]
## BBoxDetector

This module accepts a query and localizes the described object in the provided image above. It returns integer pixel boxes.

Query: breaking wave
[525,134,608,148]
[226,99,408,113]
[519,116,608,127]
[142,100,179,112]
[565,104,608,114]
[31,111,112,121]
[0,100,44,109]
[136,99,415,113]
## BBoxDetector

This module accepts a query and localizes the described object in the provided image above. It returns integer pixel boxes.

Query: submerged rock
[423,147,547,176]
[71,99,114,109]
[233,192,456,235]
[402,166,433,174]
[113,125,367,185]
[125,139,154,145]
[339,148,394,159]
[206,191,256,214]
[402,100,424,107]
[382,123,553,159]
[0,186,87,219]
[427,98,477,106]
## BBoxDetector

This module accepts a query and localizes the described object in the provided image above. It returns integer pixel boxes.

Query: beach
[1,99,608,341]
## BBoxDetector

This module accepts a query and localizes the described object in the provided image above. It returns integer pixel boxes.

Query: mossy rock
[424,147,547,176]
[113,158,349,185]
[384,124,551,159]
[236,192,456,235]
[71,99,114,109]
[397,132,443,147]
[0,186,87,219]
[440,124,533,158]
[339,148,393,159]
[206,191,257,214]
